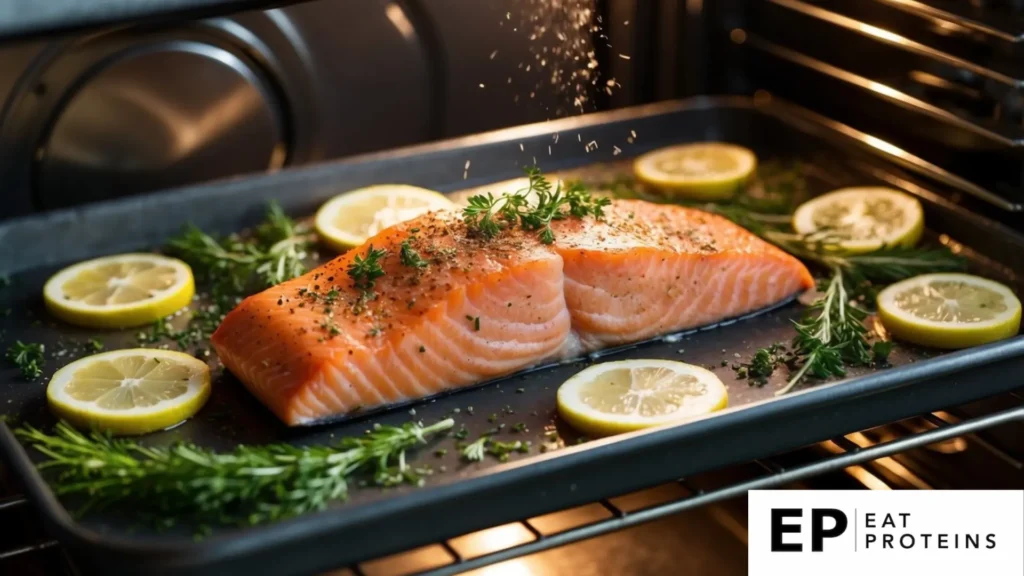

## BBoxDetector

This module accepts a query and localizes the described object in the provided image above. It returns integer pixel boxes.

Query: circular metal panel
[35,41,284,210]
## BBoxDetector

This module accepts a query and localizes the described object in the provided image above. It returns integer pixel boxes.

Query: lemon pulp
[43,254,194,329]
[633,143,757,200]
[315,185,455,251]
[557,360,728,437]
[792,187,924,252]
[47,349,211,435]
[877,273,1021,349]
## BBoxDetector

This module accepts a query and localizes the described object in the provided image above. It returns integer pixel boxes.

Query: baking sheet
[2,96,1024,576]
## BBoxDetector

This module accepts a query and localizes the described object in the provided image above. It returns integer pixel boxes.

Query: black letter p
[811,509,848,552]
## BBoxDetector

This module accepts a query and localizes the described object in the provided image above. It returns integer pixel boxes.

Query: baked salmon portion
[212,200,812,425]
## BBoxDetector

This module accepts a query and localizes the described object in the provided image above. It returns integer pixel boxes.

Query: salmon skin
[211,200,813,425]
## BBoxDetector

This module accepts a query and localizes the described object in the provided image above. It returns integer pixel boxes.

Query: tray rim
[3,94,1024,574]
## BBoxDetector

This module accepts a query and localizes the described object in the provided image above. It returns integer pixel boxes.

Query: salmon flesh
[211,199,813,425]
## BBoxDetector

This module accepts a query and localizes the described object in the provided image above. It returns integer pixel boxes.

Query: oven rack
[4,390,1020,576]
[742,0,1024,149]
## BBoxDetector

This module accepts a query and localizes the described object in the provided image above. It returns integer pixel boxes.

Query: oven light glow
[385,3,416,40]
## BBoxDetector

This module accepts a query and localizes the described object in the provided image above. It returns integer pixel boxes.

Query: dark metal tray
[2,96,1024,576]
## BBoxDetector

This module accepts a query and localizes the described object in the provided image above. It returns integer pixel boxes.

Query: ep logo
[771,508,848,552]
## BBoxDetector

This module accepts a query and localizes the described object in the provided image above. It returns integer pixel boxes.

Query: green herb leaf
[347,245,388,294]
[6,341,44,380]
[399,240,428,269]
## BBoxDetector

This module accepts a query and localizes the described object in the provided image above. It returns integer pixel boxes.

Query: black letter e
[771,508,802,552]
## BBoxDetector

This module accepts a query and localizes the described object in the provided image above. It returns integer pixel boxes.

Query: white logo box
[749,490,1023,576]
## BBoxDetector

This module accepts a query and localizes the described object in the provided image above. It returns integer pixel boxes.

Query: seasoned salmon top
[212,200,813,425]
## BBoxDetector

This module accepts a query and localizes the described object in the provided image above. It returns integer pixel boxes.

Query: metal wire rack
[7,390,1018,576]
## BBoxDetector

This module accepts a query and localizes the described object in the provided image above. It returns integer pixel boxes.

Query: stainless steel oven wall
[0,0,589,220]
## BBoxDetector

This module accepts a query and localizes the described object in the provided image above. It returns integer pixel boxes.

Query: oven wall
[0,0,640,220]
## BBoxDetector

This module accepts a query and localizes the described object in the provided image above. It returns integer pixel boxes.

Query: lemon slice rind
[43,253,194,329]
[46,349,211,436]
[877,273,1021,350]
[556,359,728,437]
[633,143,757,200]
[315,185,455,252]
[792,187,924,253]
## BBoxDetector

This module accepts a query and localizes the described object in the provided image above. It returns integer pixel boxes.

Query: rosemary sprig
[463,167,611,243]
[16,419,454,527]
[776,269,866,396]
[6,341,45,380]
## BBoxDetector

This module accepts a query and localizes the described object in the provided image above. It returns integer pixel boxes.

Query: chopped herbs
[511,422,527,433]
[6,341,44,380]
[736,343,787,386]
[465,315,481,331]
[460,435,530,462]
[453,425,469,440]
[86,339,105,353]
[463,167,611,243]
[399,240,428,269]
[434,449,448,457]
[461,436,489,462]
[872,341,893,363]
[17,419,453,528]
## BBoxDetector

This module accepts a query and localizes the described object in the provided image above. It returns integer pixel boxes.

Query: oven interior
[1,1,1023,575]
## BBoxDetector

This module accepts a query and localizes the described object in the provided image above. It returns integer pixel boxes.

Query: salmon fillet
[211,200,812,425]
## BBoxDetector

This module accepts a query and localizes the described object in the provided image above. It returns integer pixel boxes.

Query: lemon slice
[877,273,1021,349]
[557,359,728,437]
[315,185,455,251]
[633,142,757,200]
[47,349,211,435]
[792,187,924,252]
[43,253,194,329]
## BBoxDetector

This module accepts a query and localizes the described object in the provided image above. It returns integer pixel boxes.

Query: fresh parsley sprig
[17,419,453,527]
[463,167,611,244]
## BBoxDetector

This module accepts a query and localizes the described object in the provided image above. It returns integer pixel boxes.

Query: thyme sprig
[17,419,453,527]
[463,167,611,244]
